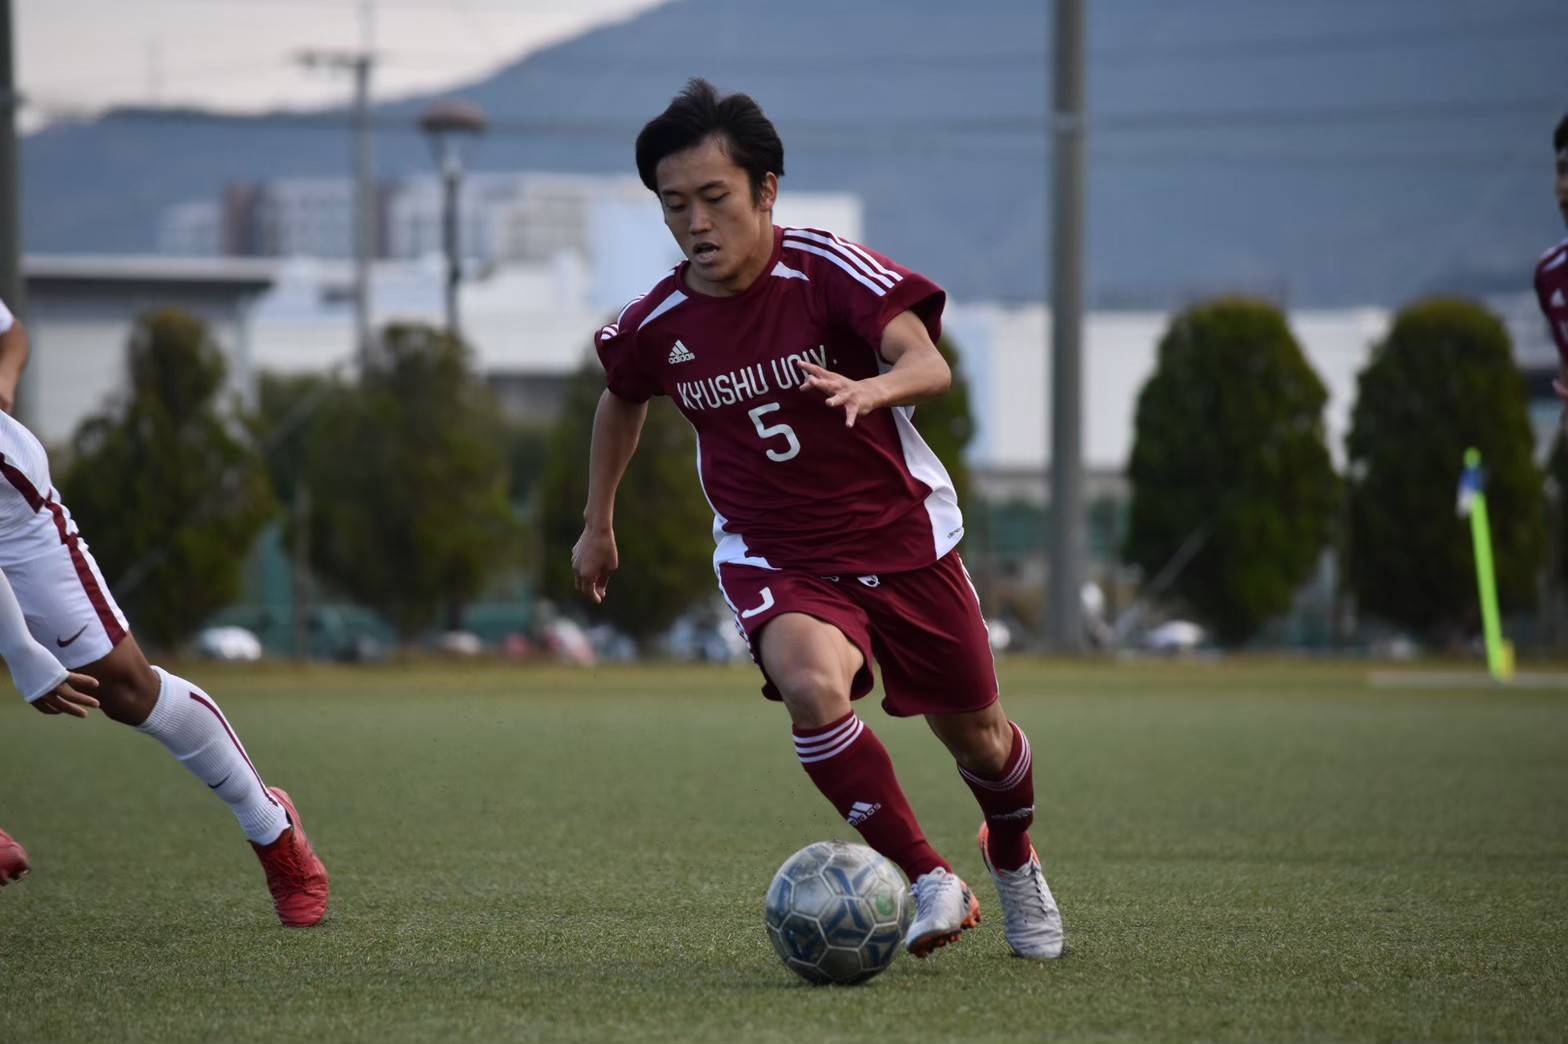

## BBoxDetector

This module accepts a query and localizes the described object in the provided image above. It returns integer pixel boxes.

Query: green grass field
[1,659,1565,1042]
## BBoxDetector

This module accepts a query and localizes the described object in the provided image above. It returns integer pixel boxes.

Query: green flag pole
[1461,448,1513,682]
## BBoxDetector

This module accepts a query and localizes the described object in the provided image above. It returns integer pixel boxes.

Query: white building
[156,200,222,257]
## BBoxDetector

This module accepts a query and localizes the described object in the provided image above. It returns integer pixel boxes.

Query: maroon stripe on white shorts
[0,455,127,648]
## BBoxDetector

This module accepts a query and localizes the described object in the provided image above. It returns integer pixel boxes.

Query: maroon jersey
[595,225,962,575]
[1537,236,1568,363]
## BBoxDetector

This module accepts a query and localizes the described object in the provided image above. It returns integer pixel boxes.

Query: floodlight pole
[436,138,462,341]
[1045,0,1086,652]
[418,99,487,345]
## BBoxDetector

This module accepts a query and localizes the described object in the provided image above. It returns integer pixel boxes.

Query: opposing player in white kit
[0,299,329,925]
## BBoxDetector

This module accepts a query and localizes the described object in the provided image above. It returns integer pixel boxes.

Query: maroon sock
[959,721,1036,871]
[793,712,948,881]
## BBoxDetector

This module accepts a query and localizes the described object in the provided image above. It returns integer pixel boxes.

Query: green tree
[60,309,276,648]
[1123,298,1339,645]
[536,358,715,645]
[296,323,521,641]
[1346,298,1544,639]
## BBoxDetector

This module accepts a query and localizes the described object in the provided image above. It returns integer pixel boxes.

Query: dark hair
[635,78,784,202]
[1557,112,1568,154]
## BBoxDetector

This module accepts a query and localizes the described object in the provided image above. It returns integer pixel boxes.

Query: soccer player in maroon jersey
[1540,113,1568,423]
[572,79,1063,959]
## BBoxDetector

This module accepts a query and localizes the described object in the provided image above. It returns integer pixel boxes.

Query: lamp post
[418,99,487,343]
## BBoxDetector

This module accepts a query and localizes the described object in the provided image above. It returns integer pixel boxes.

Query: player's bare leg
[928,703,1063,958]
[0,825,29,886]
[78,634,329,926]
[762,613,979,957]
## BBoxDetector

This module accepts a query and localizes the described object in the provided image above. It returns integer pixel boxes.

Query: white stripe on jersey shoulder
[1543,237,1568,271]
[783,227,902,287]
[783,239,887,297]
[638,289,688,330]
[598,268,683,342]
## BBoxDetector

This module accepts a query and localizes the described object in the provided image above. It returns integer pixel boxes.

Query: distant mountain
[22,0,1568,307]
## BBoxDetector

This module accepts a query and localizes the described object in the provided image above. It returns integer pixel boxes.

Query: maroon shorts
[716,550,998,718]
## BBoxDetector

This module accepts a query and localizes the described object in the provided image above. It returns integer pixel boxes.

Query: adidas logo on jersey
[1552,289,1566,309]
[668,339,696,364]
[846,801,882,827]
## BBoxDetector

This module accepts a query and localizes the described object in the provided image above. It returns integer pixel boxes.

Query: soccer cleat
[250,787,330,927]
[0,826,29,887]
[904,866,981,958]
[977,822,1064,959]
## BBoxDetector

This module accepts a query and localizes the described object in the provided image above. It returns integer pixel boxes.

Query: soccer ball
[763,840,912,985]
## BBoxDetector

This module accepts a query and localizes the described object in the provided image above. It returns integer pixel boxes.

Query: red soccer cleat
[0,825,30,887]
[250,787,330,927]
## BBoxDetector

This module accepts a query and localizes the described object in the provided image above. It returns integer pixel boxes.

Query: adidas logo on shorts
[668,339,696,364]
[846,801,882,827]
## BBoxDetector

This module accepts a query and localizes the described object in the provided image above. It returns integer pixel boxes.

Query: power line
[87,94,1561,141]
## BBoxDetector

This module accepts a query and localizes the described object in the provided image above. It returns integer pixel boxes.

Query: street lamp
[418,98,487,343]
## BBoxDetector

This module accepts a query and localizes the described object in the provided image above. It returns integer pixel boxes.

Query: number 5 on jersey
[747,402,801,462]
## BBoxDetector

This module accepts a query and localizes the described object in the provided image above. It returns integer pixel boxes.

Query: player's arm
[571,389,650,604]
[797,309,951,427]
[0,302,28,414]
[0,567,99,717]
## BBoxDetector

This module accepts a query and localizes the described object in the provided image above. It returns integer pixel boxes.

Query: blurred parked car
[193,625,264,662]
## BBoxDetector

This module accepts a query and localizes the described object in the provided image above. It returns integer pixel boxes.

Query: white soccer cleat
[978,822,1064,959]
[903,866,981,958]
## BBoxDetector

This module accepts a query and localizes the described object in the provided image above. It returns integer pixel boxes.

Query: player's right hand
[572,527,619,605]
[31,672,101,718]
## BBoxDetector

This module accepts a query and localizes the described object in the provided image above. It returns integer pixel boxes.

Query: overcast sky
[15,0,666,129]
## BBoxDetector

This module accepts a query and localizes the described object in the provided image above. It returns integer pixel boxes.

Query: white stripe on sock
[959,730,1031,791]
[793,715,861,754]
[796,718,865,764]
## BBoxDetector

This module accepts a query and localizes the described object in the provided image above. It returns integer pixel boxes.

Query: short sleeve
[1538,257,1568,364]
[799,232,945,351]
[593,318,659,404]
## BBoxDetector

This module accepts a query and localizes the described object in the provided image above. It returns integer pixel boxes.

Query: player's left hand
[796,360,882,428]
[30,673,101,718]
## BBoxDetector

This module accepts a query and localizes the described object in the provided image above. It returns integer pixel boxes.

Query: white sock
[135,666,290,845]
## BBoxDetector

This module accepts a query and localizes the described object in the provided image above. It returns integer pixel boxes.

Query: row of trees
[62,312,519,649]
[1124,297,1547,646]
[72,299,1539,653]
[61,310,973,652]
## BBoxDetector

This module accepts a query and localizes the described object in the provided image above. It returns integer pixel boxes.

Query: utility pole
[0,0,21,318]
[297,2,376,370]
[1045,0,1086,652]
[0,0,31,426]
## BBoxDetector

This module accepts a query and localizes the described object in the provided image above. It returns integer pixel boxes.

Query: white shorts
[0,412,129,669]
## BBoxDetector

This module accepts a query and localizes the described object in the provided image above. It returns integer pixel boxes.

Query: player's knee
[93,662,161,726]
[774,666,850,726]
[947,716,1014,776]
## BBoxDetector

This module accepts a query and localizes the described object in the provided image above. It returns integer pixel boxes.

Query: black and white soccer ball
[764,840,912,985]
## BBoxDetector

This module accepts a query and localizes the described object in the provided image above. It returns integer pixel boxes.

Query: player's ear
[757,172,779,212]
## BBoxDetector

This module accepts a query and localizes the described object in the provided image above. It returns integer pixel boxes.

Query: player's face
[1556,147,1568,227]
[655,135,778,296]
